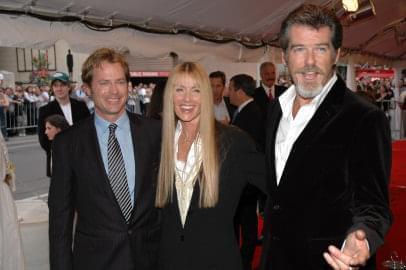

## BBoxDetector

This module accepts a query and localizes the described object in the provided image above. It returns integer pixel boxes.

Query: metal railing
[1,101,39,137]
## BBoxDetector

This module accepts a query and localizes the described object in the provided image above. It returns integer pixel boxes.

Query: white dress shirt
[214,98,230,122]
[262,83,275,98]
[59,102,73,126]
[274,74,337,185]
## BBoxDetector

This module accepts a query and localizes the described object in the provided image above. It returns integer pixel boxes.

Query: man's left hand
[323,230,370,270]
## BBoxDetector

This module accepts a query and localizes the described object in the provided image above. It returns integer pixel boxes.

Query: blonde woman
[0,132,25,270]
[156,62,266,270]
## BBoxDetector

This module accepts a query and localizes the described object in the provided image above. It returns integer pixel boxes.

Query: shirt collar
[238,98,254,112]
[279,73,337,118]
[94,111,130,134]
[261,83,274,95]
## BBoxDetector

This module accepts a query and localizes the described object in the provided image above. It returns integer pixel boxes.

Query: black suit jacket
[232,100,265,152]
[158,124,266,270]
[48,113,162,270]
[253,85,287,117]
[260,77,392,270]
[38,98,90,176]
[224,96,237,122]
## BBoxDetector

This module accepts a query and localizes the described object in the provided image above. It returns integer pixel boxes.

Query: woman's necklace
[180,131,197,144]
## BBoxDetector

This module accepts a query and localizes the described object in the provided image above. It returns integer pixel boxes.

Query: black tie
[107,123,132,223]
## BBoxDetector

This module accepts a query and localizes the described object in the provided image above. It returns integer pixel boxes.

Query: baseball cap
[51,72,70,84]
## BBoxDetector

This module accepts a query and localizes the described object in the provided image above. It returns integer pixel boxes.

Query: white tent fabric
[0,0,405,66]
[0,14,270,63]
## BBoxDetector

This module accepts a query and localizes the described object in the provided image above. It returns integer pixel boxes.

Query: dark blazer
[38,98,90,176]
[253,85,287,117]
[232,100,265,152]
[224,96,237,122]
[158,124,266,270]
[48,113,162,270]
[260,77,392,270]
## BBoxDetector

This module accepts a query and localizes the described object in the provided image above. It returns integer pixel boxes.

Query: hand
[323,230,370,270]
[4,174,12,186]
[219,117,230,125]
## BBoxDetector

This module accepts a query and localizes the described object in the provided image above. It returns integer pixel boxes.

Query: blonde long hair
[155,62,219,208]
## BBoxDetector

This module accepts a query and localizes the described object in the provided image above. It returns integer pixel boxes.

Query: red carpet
[376,140,406,269]
[252,140,406,270]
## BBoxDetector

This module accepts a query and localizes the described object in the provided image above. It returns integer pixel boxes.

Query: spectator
[0,132,25,270]
[38,71,90,177]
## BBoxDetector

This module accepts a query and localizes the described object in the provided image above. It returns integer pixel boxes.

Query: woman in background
[44,114,69,141]
[44,114,69,176]
[156,62,266,270]
[0,132,25,270]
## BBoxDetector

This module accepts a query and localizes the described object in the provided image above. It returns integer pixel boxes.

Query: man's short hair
[209,71,226,86]
[279,4,343,52]
[230,74,256,97]
[81,48,130,86]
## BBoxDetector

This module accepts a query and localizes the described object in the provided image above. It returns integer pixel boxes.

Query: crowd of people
[0,77,161,140]
[0,3,398,270]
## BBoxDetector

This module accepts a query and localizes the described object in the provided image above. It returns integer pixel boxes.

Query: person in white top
[209,71,236,124]
[260,4,392,270]
[37,71,90,177]
[0,132,25,270]
[155,62,266,270]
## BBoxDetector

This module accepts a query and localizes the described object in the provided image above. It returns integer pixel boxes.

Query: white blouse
[174,122,202,227]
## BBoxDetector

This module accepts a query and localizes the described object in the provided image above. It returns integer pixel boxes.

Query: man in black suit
[209,71,236,124]
[253,62,287,117]
[48,48,161,270]
[260,4,392,270]
[38,71,90,177]
[228,74,265,270]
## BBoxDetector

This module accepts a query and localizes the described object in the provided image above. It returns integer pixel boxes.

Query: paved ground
[6,135,49,200]
[6,135,49,270]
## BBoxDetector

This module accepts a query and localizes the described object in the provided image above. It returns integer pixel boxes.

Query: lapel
[51,100,64,115]
[171,177,201,229]
[128,113,150,222]
[266,101,282,193]
[276,78,345,189]
[69,98,78,121]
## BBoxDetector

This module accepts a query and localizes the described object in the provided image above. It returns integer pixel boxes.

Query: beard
[295,83,323,99]
[294,65,325,99]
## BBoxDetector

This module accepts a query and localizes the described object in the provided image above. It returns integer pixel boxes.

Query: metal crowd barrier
[1,102,39,137]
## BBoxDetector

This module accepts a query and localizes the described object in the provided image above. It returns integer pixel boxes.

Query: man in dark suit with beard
[228,74,265,270]
[38,71,90,177]
[48,48,161,270]
[260,4,392,270]
[253,62,286,117]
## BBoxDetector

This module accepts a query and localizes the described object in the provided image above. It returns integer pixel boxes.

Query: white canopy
[0,0,405,66]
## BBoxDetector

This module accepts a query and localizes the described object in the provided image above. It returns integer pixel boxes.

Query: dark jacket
[38,98,90,176]
[260,77,392,270]
[253,85,287,117]
[158,124,266,270]
[48,113,162,270]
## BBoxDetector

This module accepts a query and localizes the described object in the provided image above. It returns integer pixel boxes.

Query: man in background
[253,62,287,117]
[228,74,264,270]
[38,71,90,177]
[209,71,236,124]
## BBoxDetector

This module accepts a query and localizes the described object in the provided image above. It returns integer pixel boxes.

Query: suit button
[273,204,280,211]
[180,235,185,242]
[128,229,133,235]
